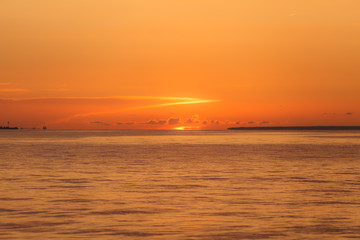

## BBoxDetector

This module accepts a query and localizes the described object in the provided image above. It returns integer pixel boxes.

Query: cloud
[23,96,218,123]
[202,121,208,125]
[248,121,255,124]
[90,121,110,126]
[42,88,71,92]
[0,96,219,125]
[210,120,220,124]
[323,112,337,116]
[146,120,166,125]
[236,121,241,124]
[185,119,194,124]
[185,115,200,124]
[117,122,135,125]
[168,117,180,125]
[260,121,270,124]
[192,114,199,119]
[346,112,353,115]
[0,88,28,92]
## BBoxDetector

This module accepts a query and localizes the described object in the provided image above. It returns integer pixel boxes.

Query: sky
[1,0,359,129]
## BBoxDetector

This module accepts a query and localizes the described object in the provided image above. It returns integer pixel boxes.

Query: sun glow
[173,126,200,130]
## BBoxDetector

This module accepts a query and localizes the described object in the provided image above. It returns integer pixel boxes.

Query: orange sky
[1,0,359,129]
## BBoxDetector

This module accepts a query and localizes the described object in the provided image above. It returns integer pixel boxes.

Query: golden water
[1,130,360,239]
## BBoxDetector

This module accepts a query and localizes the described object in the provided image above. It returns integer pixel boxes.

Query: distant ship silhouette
[0,127,18,129]
[0,121,18,130]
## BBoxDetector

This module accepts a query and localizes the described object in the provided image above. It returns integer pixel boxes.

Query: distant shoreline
[228,126,360,130]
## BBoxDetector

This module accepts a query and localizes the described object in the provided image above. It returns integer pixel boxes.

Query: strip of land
[228,126,360,130]
[0,127,18,130]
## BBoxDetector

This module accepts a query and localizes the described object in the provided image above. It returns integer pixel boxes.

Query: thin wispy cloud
[90,121,110,126]
[0,96,219,127]
[26,96,219,124]
[0,88,28,92]
[117,122,135,125]
[0,96,218,102]
[40,88,72,92]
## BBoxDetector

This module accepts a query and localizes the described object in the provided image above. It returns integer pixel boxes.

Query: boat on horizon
[0,126,18,130]
[0,121,19,130]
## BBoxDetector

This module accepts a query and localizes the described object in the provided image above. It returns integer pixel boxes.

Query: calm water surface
[1,130,360,239]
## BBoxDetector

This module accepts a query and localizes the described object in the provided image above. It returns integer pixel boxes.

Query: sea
[1,130,360,239]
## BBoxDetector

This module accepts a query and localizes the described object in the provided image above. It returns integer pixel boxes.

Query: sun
[173,126,200,130]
